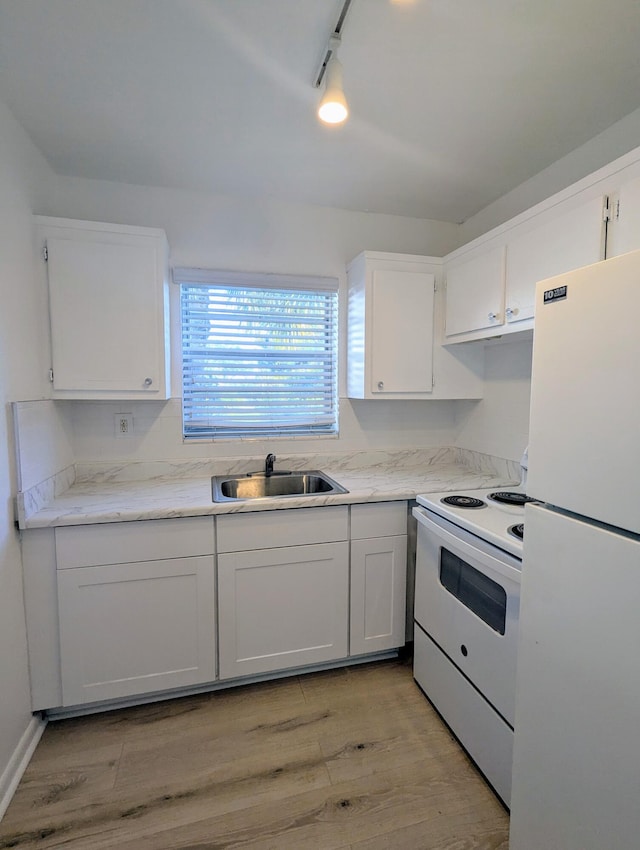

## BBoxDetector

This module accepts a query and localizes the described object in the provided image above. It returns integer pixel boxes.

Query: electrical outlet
[115,413,133,437]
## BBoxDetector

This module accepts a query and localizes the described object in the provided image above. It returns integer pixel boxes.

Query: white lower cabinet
[58,556,216,706]
[55,518,216,707]
[349,502,408,656]
[29,503,409,711]
[218,541,349,679]
[216,506,350,679]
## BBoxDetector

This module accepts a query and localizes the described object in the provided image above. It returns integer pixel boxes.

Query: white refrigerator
[509,249,640,849]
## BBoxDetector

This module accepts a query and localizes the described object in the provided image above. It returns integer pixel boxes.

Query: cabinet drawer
[216,506,348,553]
[55,517,215,568]
[413,625,513,807]
[350,502,407,539]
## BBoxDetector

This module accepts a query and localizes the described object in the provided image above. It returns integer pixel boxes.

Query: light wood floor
[0,658,509,849]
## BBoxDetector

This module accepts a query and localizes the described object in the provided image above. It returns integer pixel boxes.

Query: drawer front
[413,624,513,807]
[56,517,215,568]
[216,506,348,553]
[350,501,407,539]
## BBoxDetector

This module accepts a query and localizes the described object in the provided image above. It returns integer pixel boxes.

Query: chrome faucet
[265,453,276,476]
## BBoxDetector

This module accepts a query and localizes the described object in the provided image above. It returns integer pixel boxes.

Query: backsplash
[74,446,459,484]
[456,448,522,483]
[11,400,74,491]
[11,400,76,526]
[65,396,459,463]
[12,399,521,523]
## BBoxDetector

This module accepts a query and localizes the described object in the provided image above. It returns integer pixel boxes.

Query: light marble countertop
[20,448,520,528]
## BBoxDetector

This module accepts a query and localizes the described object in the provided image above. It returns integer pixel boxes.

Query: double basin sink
[212,470,348,502]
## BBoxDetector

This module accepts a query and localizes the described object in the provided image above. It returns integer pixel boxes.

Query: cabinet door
[350,535,407,656]
[370,269,434,393]
[42,220,169,398]
[606,175,640,257]
[218,542,349,679]
[445,245,505,337]
[505,196,605,324]
[57,556,216,706]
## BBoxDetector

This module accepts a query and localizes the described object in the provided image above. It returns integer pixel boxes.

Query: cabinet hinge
[603,196,611,222]
[615,198,621,221]
[43,244,48,262]
[433,280,437,292]
[48,368,54,383]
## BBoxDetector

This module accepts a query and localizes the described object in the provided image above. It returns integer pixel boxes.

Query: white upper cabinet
[347,251,484,400]
[605,175,640,258]
[444,245,506,338]
[36,216,171,399]
[444,196,606,343]
[504,195,605,325]
[348,252,435,398]
[370,268,435,394]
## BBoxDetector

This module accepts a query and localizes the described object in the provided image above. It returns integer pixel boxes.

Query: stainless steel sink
[211,470,348,502]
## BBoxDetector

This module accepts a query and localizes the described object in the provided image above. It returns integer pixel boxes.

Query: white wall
[47,123,639,466]
[0,100,54,806]
[454,337,533,463]
[460,106,640,242]
[42,176,465,463]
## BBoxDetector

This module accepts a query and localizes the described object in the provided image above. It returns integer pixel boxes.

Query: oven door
[413,506,521,726]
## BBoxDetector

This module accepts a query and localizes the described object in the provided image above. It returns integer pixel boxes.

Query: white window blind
[176,268,339,439]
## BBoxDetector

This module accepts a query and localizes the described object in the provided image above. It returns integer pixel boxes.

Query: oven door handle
[413,506,522,584]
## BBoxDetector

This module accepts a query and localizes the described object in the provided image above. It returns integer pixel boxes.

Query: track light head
[318,55,348,125]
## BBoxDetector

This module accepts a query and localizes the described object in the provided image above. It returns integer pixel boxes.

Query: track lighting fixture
[314,0,354,126]
[318,48,348,125]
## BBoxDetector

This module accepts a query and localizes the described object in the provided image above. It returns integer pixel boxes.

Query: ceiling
[1,0,640,223]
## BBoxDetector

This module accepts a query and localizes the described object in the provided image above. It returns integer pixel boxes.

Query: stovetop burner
[417,488,524,559]
[509,523,524,541]
[488,491,536,506]
[441,495,486,509]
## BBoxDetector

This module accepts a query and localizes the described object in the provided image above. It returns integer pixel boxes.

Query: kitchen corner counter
[19,449,521,529]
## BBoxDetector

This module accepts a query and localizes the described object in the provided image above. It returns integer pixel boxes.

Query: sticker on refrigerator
[543,285,567,304]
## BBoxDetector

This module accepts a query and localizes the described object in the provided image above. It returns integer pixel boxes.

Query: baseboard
[46,650,401,720]
[0,714,47,821]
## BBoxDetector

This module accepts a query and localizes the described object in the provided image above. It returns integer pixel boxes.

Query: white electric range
[412,485,535,807]
[415,487,534,558]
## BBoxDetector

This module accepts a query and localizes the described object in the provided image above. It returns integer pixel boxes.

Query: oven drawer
[413,507,520,726]
[413,623,513,807]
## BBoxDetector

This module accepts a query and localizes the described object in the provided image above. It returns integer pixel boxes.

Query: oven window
[439,548,507,634]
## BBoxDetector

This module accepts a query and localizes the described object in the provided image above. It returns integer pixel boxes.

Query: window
[176,268,339,439]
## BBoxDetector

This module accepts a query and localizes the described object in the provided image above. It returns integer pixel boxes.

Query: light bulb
[318,98,348,124]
